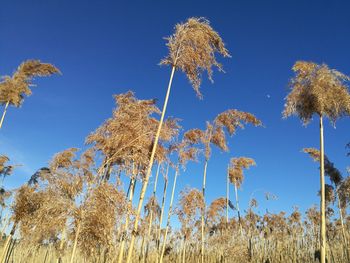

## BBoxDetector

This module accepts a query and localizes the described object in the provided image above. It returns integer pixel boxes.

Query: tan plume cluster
[161,17,230,98]
[86,91,180,176]
[78,182,127,258]
[47,148,84,200]
[19,188,69,246]
[13,148,94,249]
[303,148,321,162]
[169,138,199,168]
[50,148,79,170]
[262,212,288,238]
[338,176,350,209]
[283,61,350,124]
[207,197,227,225]
[0,60,60,107]
[12,185,44,229]
[322,184,335,205]
[288,207,302,225]
[215,109,262,136]
[228,157,256,188]
[185,110,261,160]
[144,195,161,219]
[183,129,205,144]
[303,147,343,186]
[177,188,204,238]
[305,206,320,227]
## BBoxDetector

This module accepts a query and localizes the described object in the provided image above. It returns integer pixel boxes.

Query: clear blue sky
[1,0,349,218]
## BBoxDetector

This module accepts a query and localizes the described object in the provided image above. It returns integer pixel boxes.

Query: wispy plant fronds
[185,110,261,163]
[28,167,51,186]
[303,148,321,162]
[303,147,343,186]
[229,157,256,188]
[144,196,161,219]
[283,61,350,124]
[50,148,79,170]
[184,129,205,145]
[210,126,228,152]
[178,144,199,168]
[306,205,320,226]
[338,176,350,209]
[207,197,227,225]
[320,184,335,205]
[161,17,230,98]
[12,185,43,225]
[177,188,204,239]
[0,155,13,178]
[0,60,60,107]
[19,188,69,246]
[86,91,180,177]
[168,137,200,169]
[78,182,127,258]
[214,109,262,136]
[288,207,302,225]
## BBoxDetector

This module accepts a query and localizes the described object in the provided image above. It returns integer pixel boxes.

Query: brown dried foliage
[229,157,256,188]
[214,109,262,136]
[338,176,350,209]
[144,195,161,218]
[283,61,350,124]
[0,60,60,107]
[185,110,261,161]
[20,188,69,246]
[47,148,84,200]
[86,91,180,175]
[303,147,343,186]
[78,182,127,258]
[161,17,230,98]
[12,185,44,226]
[207,197,227,225]
[14,148,93,247]
[177,188,204,238]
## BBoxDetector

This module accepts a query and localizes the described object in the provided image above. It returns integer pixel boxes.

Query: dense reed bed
[0,17,349,263]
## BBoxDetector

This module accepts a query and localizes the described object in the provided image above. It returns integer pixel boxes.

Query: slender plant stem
[201,160,208,263]
[234,181,243,236]
[0,235,11,263]
[118,176,136,263]
[0,101,9,130]
[319,115,326,263]
[156,164,169,262]
[226,164,229,225]
[335,190,348,246]
[56,226,66,263]
[0,223,16,263]
[159,169,178,263]
[70,222,81,263]
[126,65,176,263]
[144,162,161,261]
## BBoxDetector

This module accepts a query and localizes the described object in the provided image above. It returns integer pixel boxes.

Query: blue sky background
[0,0,349,221]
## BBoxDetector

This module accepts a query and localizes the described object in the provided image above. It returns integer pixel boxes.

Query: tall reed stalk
[159,169,178,263]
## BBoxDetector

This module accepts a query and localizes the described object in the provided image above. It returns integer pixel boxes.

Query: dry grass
[0,60,60,107]
[1,18,350,263]
[161,17,230,98]
[283,61,350,124]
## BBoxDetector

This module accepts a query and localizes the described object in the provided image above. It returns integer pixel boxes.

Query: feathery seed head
[161,17,230,98]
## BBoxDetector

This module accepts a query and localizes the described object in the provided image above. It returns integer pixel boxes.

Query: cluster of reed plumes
[0,17,349,263]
